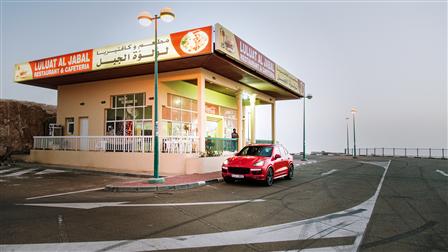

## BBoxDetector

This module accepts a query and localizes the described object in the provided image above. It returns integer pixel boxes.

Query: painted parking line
[0,168,21,174]
[320,169,337,176]
[4,161,391,252]
[294,160,317,167]
[20,199,266,209]
[435,169,448,177]
[3,168,38,177]
[35,169,67,175]
[26,187,105,200]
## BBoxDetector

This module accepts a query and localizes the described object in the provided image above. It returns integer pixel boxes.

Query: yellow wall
[57,68,239,136]
[29,150,221,176]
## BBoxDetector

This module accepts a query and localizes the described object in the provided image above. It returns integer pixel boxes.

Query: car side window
[274,147,280,157]
[281,146,288,157]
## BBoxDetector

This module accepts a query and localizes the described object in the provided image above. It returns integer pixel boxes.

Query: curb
[105,177,223,192]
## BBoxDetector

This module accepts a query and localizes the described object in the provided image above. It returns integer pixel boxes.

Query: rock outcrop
[0,99,56,160]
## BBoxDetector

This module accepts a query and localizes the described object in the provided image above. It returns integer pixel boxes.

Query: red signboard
[170,26,213,58]
[30,50,93,79]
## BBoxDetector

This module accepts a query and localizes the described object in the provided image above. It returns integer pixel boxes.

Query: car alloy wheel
[265,168,274,186]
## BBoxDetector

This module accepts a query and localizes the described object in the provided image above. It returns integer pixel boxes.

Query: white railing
[345,147,447,159]
[161,136,199,154]
[33,136,153,153]
[33,135,200,154]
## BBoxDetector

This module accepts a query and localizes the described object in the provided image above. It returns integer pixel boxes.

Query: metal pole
[302,97,306,161]
[417,148,419,157]
[153,16,160,180]
[393,148,395,157]
[429,148,431,158]
[443,148,445,159]
[346,118,350,155]
[404,148,407,157]
[352,112,357,158]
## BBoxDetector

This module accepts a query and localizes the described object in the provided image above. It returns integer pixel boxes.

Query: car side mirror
[273,154,281,160]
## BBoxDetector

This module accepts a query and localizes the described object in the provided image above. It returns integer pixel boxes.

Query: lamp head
[160,7,175,23]
[351,107,357,114]
[138,11,153,27]
[306,94,313,99]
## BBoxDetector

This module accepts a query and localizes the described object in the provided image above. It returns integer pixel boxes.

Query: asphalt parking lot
[0,156,447,251]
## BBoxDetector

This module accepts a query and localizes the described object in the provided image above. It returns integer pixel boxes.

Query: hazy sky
[1,0,446,153]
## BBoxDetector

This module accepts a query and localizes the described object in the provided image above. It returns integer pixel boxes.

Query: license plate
[231,174,244,179]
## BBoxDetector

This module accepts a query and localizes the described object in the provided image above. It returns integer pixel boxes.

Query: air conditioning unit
[49,124,63,136]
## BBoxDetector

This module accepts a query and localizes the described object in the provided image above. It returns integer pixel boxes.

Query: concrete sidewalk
[105,171,222,192]
[106,159,318,192]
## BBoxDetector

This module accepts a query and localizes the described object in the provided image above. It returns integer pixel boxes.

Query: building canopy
[14,24,304,100]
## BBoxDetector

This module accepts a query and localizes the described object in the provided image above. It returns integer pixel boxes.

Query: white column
[197,75,206,153]
[236,91,243,150]
[250,94,256,144]
[271,101,276,144]
[242,105,247,147]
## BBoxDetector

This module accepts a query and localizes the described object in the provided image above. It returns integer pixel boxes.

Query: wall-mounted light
[101,101,106,104]
[242,92,250,100]
[80,102,85,106]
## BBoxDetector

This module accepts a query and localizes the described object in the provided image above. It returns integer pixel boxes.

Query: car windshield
[237,146,273,157]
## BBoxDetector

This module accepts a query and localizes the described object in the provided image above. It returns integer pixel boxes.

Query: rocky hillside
[0,99,56,160]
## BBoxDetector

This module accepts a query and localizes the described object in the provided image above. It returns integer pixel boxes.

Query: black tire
[224,177,234,183]
[286,164,294,180]
[265,168,274,186]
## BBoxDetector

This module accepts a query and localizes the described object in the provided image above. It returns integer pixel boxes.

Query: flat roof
[14,24,304,100]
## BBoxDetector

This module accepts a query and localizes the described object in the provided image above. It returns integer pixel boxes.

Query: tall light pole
[138,8,175,183]
[345,117,350,155]
[351,107,357,158]
[302,94,313,161]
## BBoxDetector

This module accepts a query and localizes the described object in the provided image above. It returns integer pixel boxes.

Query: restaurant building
[14,24,304,176]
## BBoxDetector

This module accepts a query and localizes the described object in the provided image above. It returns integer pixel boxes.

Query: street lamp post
[138,8,175,183]
[302,94,313,161]
[351,108,357,158]
[345,117,350,155]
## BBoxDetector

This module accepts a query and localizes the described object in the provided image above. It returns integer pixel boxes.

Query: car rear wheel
[224,177,234,183]
[265,168,274,186]
[286,164,294,180]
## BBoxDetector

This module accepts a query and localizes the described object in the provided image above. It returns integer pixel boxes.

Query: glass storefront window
[125,107,134,120]
[134,121,143,136]
[172,109,181,121]
[135,107,143,120]
[106,93,151,136]
[126,94,134,107]
[144,106,152,119]
[205,103,219,115]
[116,109,124,120]
[125,121,133,136]
[135,93,144,106]
[162,94,198,137]
[117,95,125,107]
[143,121,152,136]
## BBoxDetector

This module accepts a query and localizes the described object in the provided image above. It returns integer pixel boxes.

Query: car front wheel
[265,167,274,186]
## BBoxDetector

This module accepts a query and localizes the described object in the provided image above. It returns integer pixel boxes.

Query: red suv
[221,144,294,186]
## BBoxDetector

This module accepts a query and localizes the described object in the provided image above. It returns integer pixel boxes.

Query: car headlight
[223,159,229,166]
[253,160,264,167]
